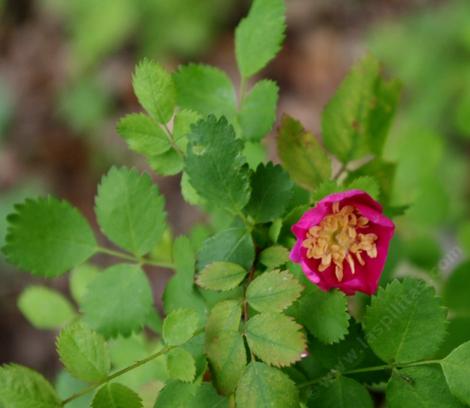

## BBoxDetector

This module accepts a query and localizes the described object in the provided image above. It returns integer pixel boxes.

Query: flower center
[302,201,378,282]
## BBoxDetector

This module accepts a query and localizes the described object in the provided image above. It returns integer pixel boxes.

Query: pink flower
[290,190,395,295]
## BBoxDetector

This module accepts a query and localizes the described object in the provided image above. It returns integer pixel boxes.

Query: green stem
[162,122,185,158]
[96,246,175,269]
[333,162,348,181]
[239,77,247,109]
[61,346,172,406]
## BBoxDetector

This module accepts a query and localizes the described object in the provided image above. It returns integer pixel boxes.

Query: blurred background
[1,0,469,390]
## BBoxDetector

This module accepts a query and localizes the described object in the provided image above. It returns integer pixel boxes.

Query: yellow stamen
[302,202,378,282]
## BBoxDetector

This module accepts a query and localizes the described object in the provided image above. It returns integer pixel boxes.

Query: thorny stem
[297,359,442,389]
[96,246,175,269]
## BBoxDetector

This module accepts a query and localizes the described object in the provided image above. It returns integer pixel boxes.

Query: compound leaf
[163,308,199,346]
[442,340,470,405]
[166,347,196,383]
[92,383,142,408]
[196,261,248,291]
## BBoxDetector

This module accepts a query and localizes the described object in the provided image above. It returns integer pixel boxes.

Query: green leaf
[457,222,470,257]
[92,383,142,408]
[3,197,96,277]
[81,264,153,338]
[247,270,303,313]
[293,285,350,344]
[56,322,110,383]
[132,58,175,124]
[309,376,373,408]
[235,362,299,408]
[322,54,401,163]
[235,0,286,78]
[363,278,448,363]
[95,167,166,257]
[239,80,279,141]
[155,381,228,408]
[173,64,236,120]
[245,312,305,367]
[163,308,199,346]
[166,347,196,383]
[0,364,61,408]
[69,264,99,304]
[198,227,255,271]
[442,340,470,405]
[245,162,293,223]
[259,245,289,270]
[117,113,171,157]
[173,109,201,151]
[347,176,380,200]
[205,301,245,395]
[56,370,92,408]
[443,261,470,315]
[186,115,251,212]
[149,148,184,176]
[277,115,331,191]
[387,366,464,408]
[196,261,247,291]
[18,286,75,329]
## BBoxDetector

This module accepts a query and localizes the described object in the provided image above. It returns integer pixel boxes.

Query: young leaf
[149,148,184,176]
[155,381,229,408]
[259,245,290,270]
[18,286,75,330]
[277,115,331,191]
[246,270,303,313]
[235,362,299,408]
[69,264,99,304]
[163,308,199,346]
[173,109,201,151]
[185,115,251,212]
[239,80,279,141]
[132,58,175,124]
[56,322,110,383]
[309,376,373,408]
[196,261,248,291]
[245,312,305,367]
[166,347,196,383]
[363,278,447,363]
[3,197,96,277]
[293,285,350,344]
[235,0,286,78]
[347,176,380,200]
[245,162,293,223]
[0,364,61,408]
[173,64,236,120]
[116,113,171,157]
[442,340,470,405]
[95,167,166,257]
[205,300,242,339]
[322,54,401,163]
[81,264,153,338]
[387,366,464,408]
[92,383,142,408]
[198,227,255,271]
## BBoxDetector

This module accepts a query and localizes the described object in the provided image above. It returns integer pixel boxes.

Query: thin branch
[96,246,175,269]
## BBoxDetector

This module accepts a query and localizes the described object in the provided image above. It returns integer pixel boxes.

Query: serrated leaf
[173,64,236,120]
[247,270,303,313]
[442,340,470,405]
[239,80,278,141]
[322,54,401,163]
[387,366,464,408]
[132,59,175,124]
[95,167,166,257]
[56,322,110,383]
[235,362,299,408]
[69,264,99,304]
[0,364,61,408]
[166,347,196,383]
[235,0,286,78]
[308,376,373,408]
[259,245,289,270]
[293,285,350,344]
[3,197,96,277]
[198,227,255,271]
[206,300,242,339]
[117,113,171,157]
[155,381,228,408]
[277,115,331,191]
[245,162,293,223]
[443,261,470,315]
[81,264,153,338]
[363,278,448,363]
[163,308,199,346]
[186,115,251,212]
[18,286,75,329]
[245,313,305,367]
[163,237,206,321]
[149,148,184,176]
[92,383,142,408]
[347,176,380,200]
[173,109,201,151]
[196,261,247,291]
